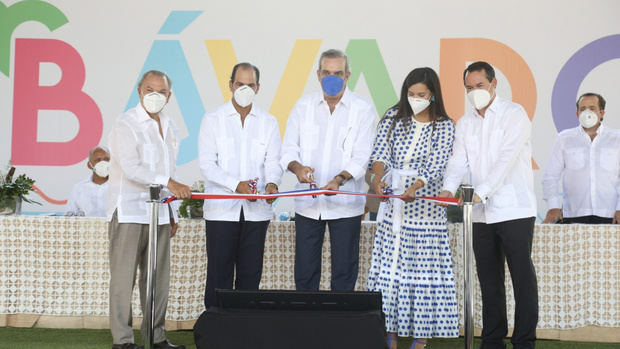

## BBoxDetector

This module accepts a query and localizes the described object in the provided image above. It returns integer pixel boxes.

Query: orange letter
[440,38,536,122]
[440,38,538,168]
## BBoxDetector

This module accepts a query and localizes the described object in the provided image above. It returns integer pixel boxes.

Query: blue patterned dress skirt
[367,109,459,338]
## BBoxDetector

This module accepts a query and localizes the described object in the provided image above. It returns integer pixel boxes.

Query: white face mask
[408,97,431,115]
[92,160,110,178]
[467,85,494,110]
[142,92,167,114]
[579,109,599,129]
[233,85,256,108]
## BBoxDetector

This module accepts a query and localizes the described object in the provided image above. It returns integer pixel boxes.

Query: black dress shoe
[112,344,143,349]
[154,339,185,349]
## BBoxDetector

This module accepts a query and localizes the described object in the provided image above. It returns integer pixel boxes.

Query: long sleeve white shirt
[443,96,537,224]
[107,104,179,224]
[542,124,620,218]
[280,88,378,220]
[65,175,108,217]
[198,102,282,221]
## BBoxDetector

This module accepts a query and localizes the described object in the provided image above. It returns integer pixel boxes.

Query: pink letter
[12,38,102,165]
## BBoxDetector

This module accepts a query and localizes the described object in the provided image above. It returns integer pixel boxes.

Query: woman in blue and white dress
[367,67,458,349]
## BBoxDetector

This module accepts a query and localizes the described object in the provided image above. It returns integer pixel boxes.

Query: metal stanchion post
[145,184,161,349]
[460,184,475,349]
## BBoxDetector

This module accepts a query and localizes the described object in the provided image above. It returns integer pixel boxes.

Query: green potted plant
[446,185,463,223]
[178,180,204,219]
[0,165,38,215]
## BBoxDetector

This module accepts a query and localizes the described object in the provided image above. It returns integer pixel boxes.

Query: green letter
[0,0,68,76]
[346,39,397,116]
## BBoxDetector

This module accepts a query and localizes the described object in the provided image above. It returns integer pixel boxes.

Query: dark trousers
[473,217,538,349]
[562,215,612,224]
[204,209,269,308]
[294,214,362,291]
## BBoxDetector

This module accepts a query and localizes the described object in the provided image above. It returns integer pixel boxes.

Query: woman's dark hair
[382,67,449,141]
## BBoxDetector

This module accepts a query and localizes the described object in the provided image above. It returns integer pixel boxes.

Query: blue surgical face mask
[321,75,344,97]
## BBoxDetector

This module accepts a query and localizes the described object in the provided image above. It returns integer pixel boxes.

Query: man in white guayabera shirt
[439,61,538,349]
[198,62,282,308]
[542,93,620,224]
[65,146,110,217]
[281,49,377,291]
[107,70,191,349]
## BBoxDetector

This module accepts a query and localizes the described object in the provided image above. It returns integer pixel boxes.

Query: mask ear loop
[488,83,495,100]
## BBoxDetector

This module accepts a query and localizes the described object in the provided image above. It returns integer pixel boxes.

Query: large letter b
[12,38,102,165]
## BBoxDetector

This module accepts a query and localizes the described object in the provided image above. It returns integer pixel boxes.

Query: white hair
[88,146,110,163]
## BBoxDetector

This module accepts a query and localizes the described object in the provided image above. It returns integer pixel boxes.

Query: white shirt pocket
[564,147,586,170]
[141,144,158,166]
[489,184,517,208]
[599,147,619,172]
[300,126,319,164]
[216,137,235,168]
[251,139,267,163]
[465,137,480,156]
[489,131,505,148]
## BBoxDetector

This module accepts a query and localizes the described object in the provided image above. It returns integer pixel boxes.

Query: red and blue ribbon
[248,178,259,194]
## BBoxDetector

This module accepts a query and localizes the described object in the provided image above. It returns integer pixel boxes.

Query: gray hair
[138,70,172,90]
[318,49,350,74]
[89,146,110,163]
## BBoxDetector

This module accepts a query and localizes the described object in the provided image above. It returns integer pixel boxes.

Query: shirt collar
[135,103,151,123]
[135,102,170,124]
[486,94,500,114]
[225,100,257,118]
[473,94,501,118]
[317,87,352,108]
[578,123,605,135]
[89,173,107,186]
[596,123,605,135]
